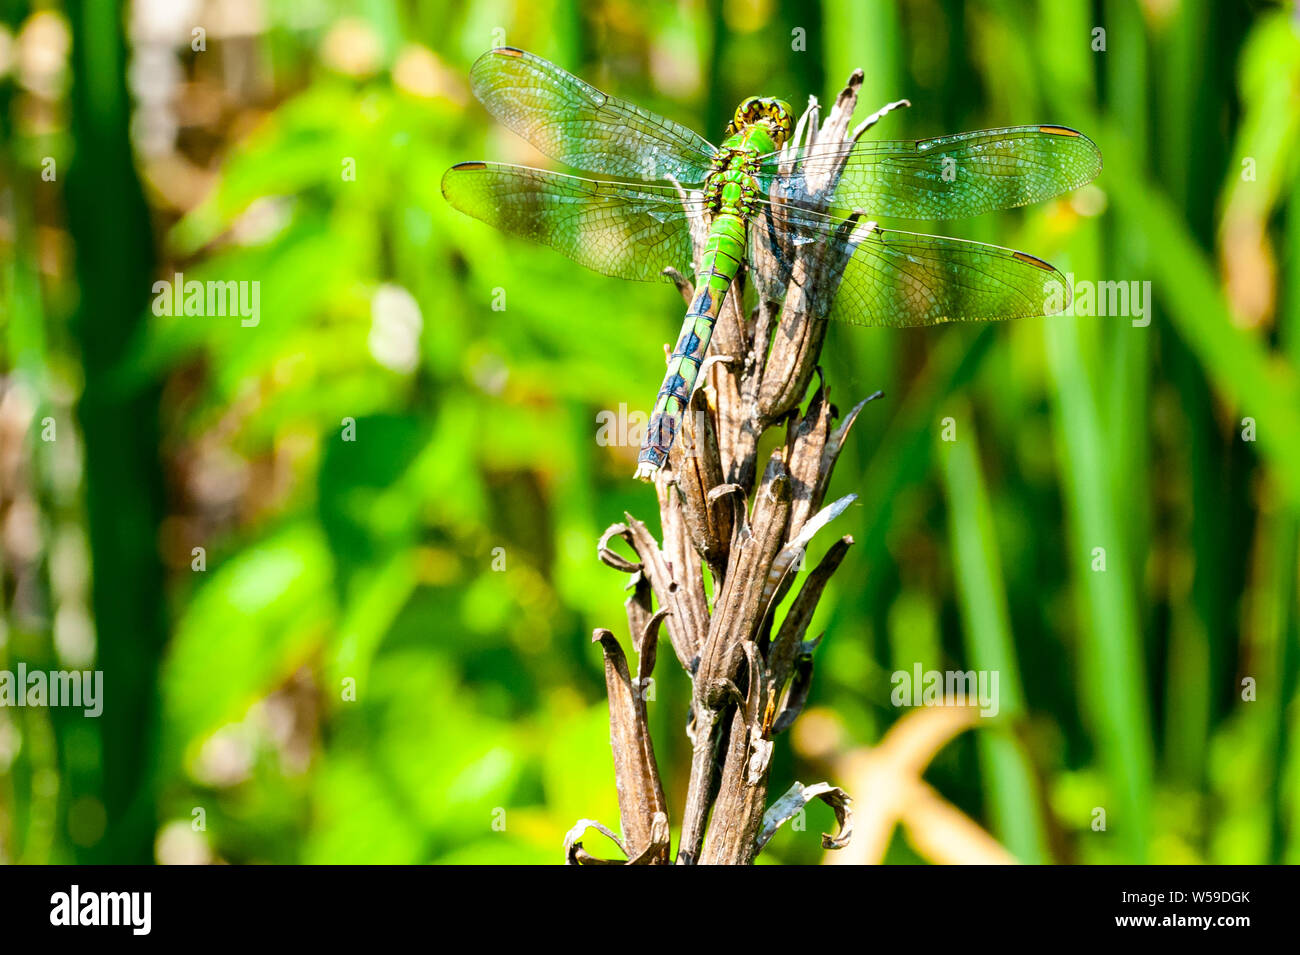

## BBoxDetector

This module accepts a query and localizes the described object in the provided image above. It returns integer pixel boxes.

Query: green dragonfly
[443,48,1101,480]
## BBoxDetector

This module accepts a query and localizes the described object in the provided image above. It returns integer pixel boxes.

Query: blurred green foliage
[1,0,1299,865]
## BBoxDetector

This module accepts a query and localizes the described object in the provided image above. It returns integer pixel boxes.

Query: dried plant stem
[567,69,881,866]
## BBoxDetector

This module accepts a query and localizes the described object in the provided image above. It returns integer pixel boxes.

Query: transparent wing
[753,202,1068,327]
[470,47,718,183]
[441,162,702,282]
[759,126,1101,219]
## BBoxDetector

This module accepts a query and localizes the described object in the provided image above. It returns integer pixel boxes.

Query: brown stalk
[569,68,882,865]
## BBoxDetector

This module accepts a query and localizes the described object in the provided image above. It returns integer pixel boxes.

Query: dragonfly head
[727,96,794,149]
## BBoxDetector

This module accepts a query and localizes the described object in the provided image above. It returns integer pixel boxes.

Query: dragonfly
[442,48,1101,480]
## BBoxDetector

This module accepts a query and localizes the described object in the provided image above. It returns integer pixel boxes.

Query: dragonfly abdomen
[635,211,748,480]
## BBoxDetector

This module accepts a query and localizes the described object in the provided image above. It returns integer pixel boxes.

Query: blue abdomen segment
[636,212,747,479]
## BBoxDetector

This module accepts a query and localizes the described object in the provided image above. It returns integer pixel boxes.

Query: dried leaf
[768,536,852,683]
[812,391,882,514]
[755,781,853,853]
[636,607,669,686]
[770,651,814,736]
[597,523,641,573]
[564,818,627,866]
[593,629,669,863]
[758,493,857,623]
[661,266,695,303]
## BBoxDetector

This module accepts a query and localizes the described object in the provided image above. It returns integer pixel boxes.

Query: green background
[1,0,1298,865]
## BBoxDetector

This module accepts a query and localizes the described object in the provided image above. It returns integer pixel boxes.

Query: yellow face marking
[727,96,794,147]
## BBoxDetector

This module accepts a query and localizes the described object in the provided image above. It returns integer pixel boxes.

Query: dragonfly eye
[727,97,760,136]
[766,99,793,147]
[751,98,793,147]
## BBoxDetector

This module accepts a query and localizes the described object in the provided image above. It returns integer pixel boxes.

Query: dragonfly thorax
[704,165,760,218]
[707,102,786,216]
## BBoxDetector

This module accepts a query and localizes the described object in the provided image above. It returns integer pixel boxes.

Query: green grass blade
[941,412,1051,863]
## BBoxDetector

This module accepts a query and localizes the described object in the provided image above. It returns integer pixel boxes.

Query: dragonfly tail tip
[633,462,660,482]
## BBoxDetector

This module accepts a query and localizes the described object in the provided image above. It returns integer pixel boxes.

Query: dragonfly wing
[762,203,1068,327]
[441,162,702,282]
[762,126,1101,219]
[470,47,718,183]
